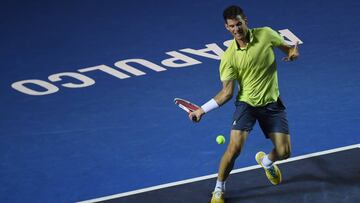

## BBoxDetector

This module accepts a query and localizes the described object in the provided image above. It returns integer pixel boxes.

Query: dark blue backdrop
[1,0,359,202]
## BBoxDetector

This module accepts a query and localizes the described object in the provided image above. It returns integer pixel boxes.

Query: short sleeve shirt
[219,27,285,106]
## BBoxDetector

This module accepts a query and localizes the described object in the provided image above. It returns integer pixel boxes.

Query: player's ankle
[214,187,223,193]
[262,154,273,169]
[214,179,226,192]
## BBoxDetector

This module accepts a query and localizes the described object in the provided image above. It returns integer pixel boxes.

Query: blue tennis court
[1,0,360,202]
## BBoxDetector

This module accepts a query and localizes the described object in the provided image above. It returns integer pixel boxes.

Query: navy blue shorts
[231,98,289,138]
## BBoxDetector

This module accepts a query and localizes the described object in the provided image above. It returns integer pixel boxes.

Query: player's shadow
[225,155,360,202]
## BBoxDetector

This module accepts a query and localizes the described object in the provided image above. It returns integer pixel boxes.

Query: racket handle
[192,116,197,121]
[189,113,197,121]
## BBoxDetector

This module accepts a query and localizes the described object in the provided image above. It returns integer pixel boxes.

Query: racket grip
[189,113,197,121]
[192,116,197,121]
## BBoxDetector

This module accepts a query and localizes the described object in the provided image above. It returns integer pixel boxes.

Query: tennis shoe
[210,190,224,203]
[255,151,282,185]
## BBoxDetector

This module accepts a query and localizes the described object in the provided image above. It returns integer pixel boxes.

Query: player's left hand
[283,41,299,61]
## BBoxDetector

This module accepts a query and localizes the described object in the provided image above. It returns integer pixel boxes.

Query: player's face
[225,15,248,41]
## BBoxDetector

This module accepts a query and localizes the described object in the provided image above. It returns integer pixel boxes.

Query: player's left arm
[278,42,300,61]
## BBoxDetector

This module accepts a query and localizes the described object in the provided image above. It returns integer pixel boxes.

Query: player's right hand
[189,108,205,123]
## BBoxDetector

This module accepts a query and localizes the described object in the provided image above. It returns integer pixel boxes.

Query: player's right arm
[189,80,235,122]
[214,80,235,105]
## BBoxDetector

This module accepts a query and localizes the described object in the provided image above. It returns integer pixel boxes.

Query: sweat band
[201,98,219,113]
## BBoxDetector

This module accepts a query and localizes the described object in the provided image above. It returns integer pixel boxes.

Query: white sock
[214,179,226,192]
[261,154,273,169]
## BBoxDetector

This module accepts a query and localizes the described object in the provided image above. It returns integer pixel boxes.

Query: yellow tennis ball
[216,135,225,144]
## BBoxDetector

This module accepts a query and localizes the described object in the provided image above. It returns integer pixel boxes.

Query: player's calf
[275,145,291,160]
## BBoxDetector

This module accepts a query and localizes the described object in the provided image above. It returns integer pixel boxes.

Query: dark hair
[223,5,246,23]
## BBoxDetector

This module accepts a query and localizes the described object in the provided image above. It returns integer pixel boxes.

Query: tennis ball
[216,135,225,144]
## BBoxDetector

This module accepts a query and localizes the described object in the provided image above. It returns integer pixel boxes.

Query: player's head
[223,5,246,22]
[223,5,249,41]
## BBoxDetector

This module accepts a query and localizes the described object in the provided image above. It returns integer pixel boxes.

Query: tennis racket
[174,98,200,113]
[174,98,200,121]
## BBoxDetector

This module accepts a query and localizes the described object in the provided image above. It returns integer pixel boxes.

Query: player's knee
[227,143,242,159]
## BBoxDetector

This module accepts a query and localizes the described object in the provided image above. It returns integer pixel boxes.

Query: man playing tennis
[189,5,299,203]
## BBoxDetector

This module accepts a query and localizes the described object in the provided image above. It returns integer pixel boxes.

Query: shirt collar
[235,29,254,51]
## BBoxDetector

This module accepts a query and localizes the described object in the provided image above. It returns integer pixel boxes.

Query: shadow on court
[90,148,360,203]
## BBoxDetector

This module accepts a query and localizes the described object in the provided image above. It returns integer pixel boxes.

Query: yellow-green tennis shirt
[220,27,286,107]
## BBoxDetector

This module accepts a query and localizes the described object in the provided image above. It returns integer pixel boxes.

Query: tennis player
[188,5,299,203]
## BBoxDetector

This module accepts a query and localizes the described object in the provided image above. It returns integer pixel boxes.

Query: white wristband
[201,98,219,113]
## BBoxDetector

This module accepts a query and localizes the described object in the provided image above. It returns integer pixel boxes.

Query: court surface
[1,0,360,202]
[79,145,360,203]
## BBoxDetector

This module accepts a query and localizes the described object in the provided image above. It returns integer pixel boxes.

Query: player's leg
[255,98,290,185]
[211,101,255,203]
[268,132,291,162]
[211,130,248,203]
[254,133,291,185]
[218,130,249,182]
[217,101,255,185]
